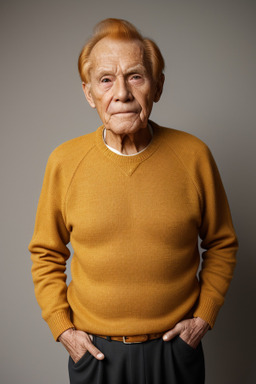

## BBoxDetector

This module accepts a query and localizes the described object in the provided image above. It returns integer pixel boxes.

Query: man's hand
[162,317,210,349]
[58,328,105,363]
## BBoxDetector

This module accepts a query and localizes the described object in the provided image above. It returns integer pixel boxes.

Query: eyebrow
[125,65,147,75]
[95,64,147,79]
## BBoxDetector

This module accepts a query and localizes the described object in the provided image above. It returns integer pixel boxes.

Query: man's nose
[113,78,133,102]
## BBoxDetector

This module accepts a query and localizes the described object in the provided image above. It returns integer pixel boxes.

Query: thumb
[162,323,183,342]
[87,340,105,360]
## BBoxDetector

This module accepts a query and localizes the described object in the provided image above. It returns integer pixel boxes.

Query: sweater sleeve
[192,145,238,328]
[28,150,74,340]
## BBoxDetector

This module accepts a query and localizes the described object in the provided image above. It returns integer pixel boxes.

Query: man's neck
[104,125,152,155]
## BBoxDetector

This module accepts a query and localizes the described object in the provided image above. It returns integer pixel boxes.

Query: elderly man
[29,18,238,384]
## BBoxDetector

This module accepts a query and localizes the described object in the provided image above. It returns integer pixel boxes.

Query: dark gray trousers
[68,335,205,384]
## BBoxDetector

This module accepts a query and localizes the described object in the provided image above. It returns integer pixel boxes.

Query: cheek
[140,95,153,113]
[95,98,110,116]
[135,86,154,108]
[102,95,113,114]
[91,87,111,111]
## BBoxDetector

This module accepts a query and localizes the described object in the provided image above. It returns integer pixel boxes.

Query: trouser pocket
[68,335,99,384]
[172,336,205,384]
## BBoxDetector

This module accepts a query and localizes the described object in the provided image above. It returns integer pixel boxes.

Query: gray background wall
[1,0,255,383]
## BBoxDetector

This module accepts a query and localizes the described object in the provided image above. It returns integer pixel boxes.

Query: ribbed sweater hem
[193,295,222,329]
[46,310,74,341]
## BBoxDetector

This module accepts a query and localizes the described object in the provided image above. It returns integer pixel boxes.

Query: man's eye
[132,75,141,80]
[101,78,111,83]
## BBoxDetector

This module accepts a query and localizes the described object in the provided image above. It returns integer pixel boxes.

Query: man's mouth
[113,111,138,115]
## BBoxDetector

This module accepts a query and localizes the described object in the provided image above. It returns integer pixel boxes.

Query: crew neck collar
[102,124,153,157]
[95,121,162,165]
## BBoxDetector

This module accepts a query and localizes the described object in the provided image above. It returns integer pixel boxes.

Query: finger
[162,323,182,341]
[179,334,199,349]
[86,340,105,360]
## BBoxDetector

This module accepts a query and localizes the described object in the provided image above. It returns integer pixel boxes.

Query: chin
[107,118,146,135]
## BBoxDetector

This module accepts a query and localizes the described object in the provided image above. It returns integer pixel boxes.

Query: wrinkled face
[83,37,162,135]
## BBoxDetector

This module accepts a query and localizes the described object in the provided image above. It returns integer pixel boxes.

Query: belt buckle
[122,336,147,344]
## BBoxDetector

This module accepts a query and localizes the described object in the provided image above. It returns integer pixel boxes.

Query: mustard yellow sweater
[29,122,238,341]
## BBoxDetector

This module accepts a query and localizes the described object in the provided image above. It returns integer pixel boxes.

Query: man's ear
[154,73,165,103]
[82,82,96,109]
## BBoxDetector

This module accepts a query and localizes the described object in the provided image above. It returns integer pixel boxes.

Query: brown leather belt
[95,332,165,344]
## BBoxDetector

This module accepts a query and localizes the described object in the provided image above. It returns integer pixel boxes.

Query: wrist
[195,317,210,326]
[58,327,76,342]
[194,317,210,333]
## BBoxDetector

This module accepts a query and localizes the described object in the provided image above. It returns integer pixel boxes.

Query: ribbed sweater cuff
[47,310,74,341]
[193,295,222,329]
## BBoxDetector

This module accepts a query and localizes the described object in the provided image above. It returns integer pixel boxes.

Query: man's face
[83,37,161,135]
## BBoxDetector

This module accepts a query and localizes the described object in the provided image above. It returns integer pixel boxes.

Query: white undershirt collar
[102,124,153,156]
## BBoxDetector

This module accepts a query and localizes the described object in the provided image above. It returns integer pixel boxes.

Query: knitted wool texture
[29,122,238,340]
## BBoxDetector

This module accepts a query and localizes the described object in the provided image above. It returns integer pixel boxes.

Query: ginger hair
[78,18,165,84]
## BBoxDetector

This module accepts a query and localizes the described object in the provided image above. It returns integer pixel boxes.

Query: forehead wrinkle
[89,38,148,76]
